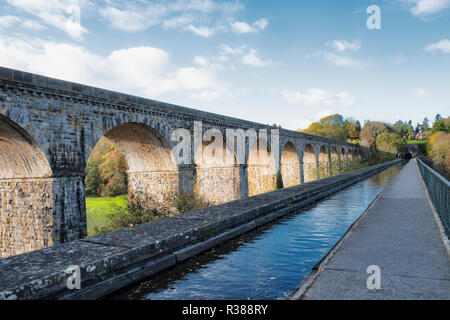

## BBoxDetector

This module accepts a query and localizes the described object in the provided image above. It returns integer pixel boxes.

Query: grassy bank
[86,195,128,237]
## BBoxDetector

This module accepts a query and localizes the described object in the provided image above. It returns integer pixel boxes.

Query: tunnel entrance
[404,152,413,160]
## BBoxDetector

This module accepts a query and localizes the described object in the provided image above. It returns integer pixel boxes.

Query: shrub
[276,171,284,189]
[92,193,211,235]
[430,132,450,175]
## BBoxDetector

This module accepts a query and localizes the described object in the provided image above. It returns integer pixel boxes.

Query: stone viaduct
[0,67,361,258]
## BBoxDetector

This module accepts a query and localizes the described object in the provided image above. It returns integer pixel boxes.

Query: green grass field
[86,195,128,237]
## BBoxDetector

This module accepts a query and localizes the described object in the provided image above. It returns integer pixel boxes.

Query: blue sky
[0,0,448,130]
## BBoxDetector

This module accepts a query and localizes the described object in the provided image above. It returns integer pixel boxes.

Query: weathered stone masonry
[0,67,360,257]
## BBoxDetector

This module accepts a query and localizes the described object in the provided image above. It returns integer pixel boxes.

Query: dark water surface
[108,164,402,300]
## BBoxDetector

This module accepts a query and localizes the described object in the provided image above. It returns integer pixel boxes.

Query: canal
[107,163,403,300]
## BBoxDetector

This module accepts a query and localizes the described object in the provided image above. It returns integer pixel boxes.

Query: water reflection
[108,164,402,300]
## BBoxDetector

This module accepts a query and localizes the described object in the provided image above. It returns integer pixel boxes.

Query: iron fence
[416,158,449,237]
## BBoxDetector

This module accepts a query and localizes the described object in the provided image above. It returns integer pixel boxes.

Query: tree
[276,171,284,190]
[422,117,430,132]
[302,114,349,141]
[414,122,422,136]
[360,121,390,148]
[376,132,406,154]
[435,114,442,122]
[85,162,100,196]
[392,120,409,139]
[85,137,128,197]
[407,120,414,139]
[431,116,450,134]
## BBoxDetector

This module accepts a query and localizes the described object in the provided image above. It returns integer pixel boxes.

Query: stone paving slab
[297,160,450,300]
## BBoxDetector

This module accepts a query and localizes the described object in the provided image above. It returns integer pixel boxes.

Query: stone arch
[0,114,54,257]
[247,138,277,196]
[342,147,349,170]
[348,147,354,162]
[88,122,179,207]
[280,141,300,188]
[318,145,329,179]
[194,136,241,205]
[330,146,339,176]
[303,144,317,183]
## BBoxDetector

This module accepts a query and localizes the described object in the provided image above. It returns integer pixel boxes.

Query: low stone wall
[0,160,401,300]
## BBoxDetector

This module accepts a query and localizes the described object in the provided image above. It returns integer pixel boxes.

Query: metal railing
[416,158,450,237]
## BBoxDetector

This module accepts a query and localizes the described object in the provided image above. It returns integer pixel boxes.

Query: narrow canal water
[108,163,403,300]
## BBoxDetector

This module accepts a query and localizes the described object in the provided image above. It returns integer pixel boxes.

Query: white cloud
[230,18,268,34]
[219,44,245,58]
[5,0,89,40]
[0,15,21,28]
[21,19,46,30]
[424,39,450,53]
[323,53,372,69]
[0,33,229,100]
[281,88,355,107]
[328,40,361,52]
[0,15,46,31]
[99,6,158,32]
[185,24,215,37]
[98,0,243,37]
[417,89,428,97]
[195,45,272,70]
[193,55,208,66]
[241,49,272,67]
[403,0,450,16]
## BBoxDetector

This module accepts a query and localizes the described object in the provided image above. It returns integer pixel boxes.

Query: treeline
[300,114,449,171]
[85,137,128,197]
[302,115,362,142]
[301,114,408,160]
[419,115,450,177]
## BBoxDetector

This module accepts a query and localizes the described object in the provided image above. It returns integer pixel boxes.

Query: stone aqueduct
[0,67,361,258]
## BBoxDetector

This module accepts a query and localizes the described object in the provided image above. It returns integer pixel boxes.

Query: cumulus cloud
[401,0,450,16]
[230,18,268,34]
[5,0,89,40]
[424,39,450,53]
[99,6,159,32]
[0,15,46,30]
[185,24,215,37]
[0,33,229,100]
[323,53,372,69]
[198,45,272,68]
[98,0,244,37]
[0,15,21,28]
[416,89,428,97]
[327,40,361,52]
[241,49,273,67]
[281,88,355,107]
[319,40,371,69]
